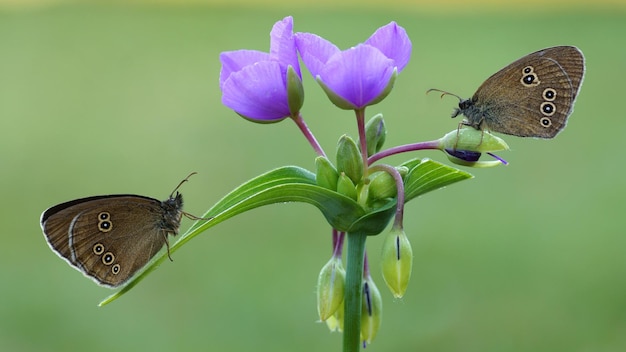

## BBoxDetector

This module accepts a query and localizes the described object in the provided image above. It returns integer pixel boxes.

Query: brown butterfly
[430,46,585,138]
[41,173,201,287]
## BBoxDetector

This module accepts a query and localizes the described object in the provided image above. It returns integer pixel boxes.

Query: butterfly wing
[473,46,584,138]
[41,195,169,287]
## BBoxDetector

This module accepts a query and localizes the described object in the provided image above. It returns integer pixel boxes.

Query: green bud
[336,135,363,185]
[368,171,398,201]
[396,166,409,178]
[438,127,510,168]
[360,277,382,345]
[325,300,344,332]
[315,156,339,191]
[317,257,346,321]
[363,114,387,157]
[286,65,304,116]
[356,181,370,205]
[439,126,509,153]
[381,228,413,298]
[336,172,358,201]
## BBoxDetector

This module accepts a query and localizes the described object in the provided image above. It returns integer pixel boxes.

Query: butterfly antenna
[426,88,463,101]
[172,172,213,221]
[170,172,197,197]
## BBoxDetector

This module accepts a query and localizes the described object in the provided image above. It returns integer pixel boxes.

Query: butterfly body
[452,46,585,138]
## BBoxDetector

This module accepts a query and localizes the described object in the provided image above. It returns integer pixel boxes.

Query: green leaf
[99,160,469,305]
[100,166,382,305]
[347,200,395,236]
[403,158,473,203]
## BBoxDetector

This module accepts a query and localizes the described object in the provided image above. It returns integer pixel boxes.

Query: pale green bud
[439,126,509,152]
[439,127,510,167]
[315,156,339,191]
[336,135,363,185]
[361,277,382,345]
[325,300,345,332]
[317,257,346,321]
[381,228,413,298]
[336,172,357,201]
[286,65,304,116]
[363,114,387,157]
[368,171,397,201]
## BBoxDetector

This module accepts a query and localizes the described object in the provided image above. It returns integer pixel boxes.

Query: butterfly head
[161,192,184,234]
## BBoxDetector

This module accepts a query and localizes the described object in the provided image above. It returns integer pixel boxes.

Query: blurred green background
[1,1,625,351]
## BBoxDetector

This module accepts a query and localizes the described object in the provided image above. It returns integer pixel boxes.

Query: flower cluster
[220,17,411,120]
[219,16,508,351]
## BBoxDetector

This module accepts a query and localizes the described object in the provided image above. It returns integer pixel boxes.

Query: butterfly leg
[457,118,486,148]
[162,231,174,261]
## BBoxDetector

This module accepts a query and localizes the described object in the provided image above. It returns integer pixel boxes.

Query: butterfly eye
[521,73,540,87]
[543,88,556,101]
[540,102,556,116]
[458,99,473,110]
[98,220,112,232]
[540,117,552,127]
[97,212,113,233]
[102,252,115,265]
[93,243,105,255]
[520,65,540,87]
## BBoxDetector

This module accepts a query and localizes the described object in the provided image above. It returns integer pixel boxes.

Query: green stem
[343,231,367,352]
[291,113,327,158]
[355,108,369,177]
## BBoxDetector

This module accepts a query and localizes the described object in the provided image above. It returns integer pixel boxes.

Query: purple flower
[295,22,411,110]
[220,16,303,122]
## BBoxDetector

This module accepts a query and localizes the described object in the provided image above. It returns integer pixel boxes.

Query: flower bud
[363,113,387,156]
[361,277,382,345]
[325,300,345,332]
[315,156,339,191]
[286,65,305,116]
[439,127,509,168]
[317,257,346,321]
[368,171,397,202]
[395,165,409,178]
[381,228,412,298]
[439,126,509,153]
[336,135,363,184]
[336,172,358,201]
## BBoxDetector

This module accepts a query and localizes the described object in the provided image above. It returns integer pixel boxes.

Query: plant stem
[368,164,405,228]
[291,113,327,158]
[355,109,369,176]
[343,231,367,352]
[368,140,441,165]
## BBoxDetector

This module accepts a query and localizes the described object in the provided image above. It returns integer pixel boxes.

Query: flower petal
[221,61,290,121]
[295,32,340,78]
[364,22,412,71]
[319,44,394,108]
[219,50,270,89]
[270,16,300,77]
